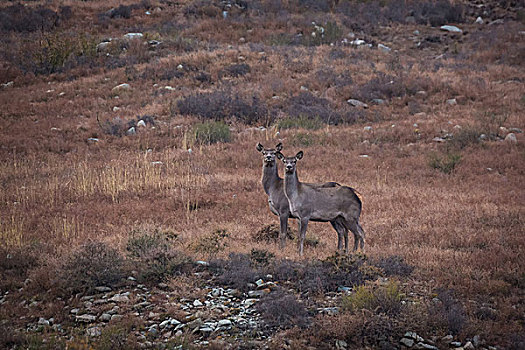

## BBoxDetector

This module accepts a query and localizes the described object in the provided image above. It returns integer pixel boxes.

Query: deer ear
[276,152,284,160]
[256,143,264,152]
[296,151,303,160]
[275,142,283,151]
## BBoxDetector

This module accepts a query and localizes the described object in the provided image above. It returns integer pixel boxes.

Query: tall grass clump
[428,152,461,174]
[277,116,324,130]
[193,121,231,145]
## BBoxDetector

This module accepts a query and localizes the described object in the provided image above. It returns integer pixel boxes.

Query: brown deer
[277,150,365,256]
[257,143,347,250]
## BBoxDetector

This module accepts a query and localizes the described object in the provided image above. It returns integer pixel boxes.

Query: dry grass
[0,0,524,347]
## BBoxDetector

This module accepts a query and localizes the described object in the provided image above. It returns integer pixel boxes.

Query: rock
[127,127,136,135]
[405,16,416,24]
[404,332,424,342]
[378,43,391,52]
[137,120,146,128]
[111,314,123,321]
[400,337,415,347]
[509,127,522,133]
[248,289,270,298]
[442,335,454,343]
[463,342,474,350]
[414,343,438,350]
[99,313,112,322]
[148,324,159,336]
[95,286,112,292]
[193,299,203,307]
[446,98,457,105]
[347,99,368,108]
[505,133,517,144]
[124,33,144,40]
[440,25,462,33]
[371,98,385,105]
[76,314,97,323]
[109,294,130,303]
[96,41,111,52]
[351,39,366,46]
[2,81,14,89]
[158,282,169,289]
[475,16,483,24]
[112,83,131,92]
[433,137,446,143]
[489,19,504,26]
[450,341,462,347]
[70,308,79,314]
[472,335,481,347]
[335,339,348,350]
[112,106,120,112]
[413,30,420,35]
[218,319,232,327]
[148,40,162,48]
[337,286,351,292]
[86,326,102,337]
[38,317,50,326]
[196,261,209,266]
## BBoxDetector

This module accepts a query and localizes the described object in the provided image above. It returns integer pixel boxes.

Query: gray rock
[442,335,454,343]
[193,299,203,307]
[413,30,420,35]
[38,317,50,326]
[472,335,481,347]
[371,99,385,105]
[404,332,424,342]
[489,19,504,26]
[109,294,130,303]
[400,337,415,347]
[111,314,123,321]
[447,98,457,105]
[433,137,446,142]
[347,99,369,108]
[475,16,483,24]
[364,126,373,131]
[378,43,391,52]
[76,314,97,323]
[70,308,79,314]
[99,313,112,322]
[126,127,136,135]
[218,319,232,327]
[195,260,209,266]
[451,341,462,347]
[509,127,523,133]
[505,133,517,144]
[440,25,462,33]
[137,120,146,128]
[96,41,111,52]
[124,33,144,40]
[2,81,14,89]
[86,326,102,337]
[127,276,137,281]
[248,290,269,298]
[335,339,348,350]
[112,83,131,92]
[414,343,438,350]
[87,138,99,143]
[464,342,475,350]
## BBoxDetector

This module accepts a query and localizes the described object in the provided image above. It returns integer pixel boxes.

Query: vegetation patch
[193,121,232,145]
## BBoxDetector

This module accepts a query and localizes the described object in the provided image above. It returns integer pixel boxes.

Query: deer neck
[261,162,281,195]
[284,170,300,201]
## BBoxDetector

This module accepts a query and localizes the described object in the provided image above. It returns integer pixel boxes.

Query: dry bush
[255,289,309,329]
[0,246,39,291]
[342,280,404,316]
[212,253,259,292]
[252,224,295,243]
[58,241,125,295]
[0,4,62,32]
[372,255,414,277]
[126,227,192,284]
[287,91,361,125]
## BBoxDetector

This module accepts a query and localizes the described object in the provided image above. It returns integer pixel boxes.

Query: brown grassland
[0,0,524,349]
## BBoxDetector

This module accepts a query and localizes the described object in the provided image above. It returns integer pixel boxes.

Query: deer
[276,150,365,256]
[256,143,347,250]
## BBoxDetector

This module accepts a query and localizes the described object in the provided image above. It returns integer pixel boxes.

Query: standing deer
[277,150,365,256]
[256,143,347,250]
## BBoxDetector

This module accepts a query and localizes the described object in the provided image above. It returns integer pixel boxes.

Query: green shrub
[277,116,323,130]
[428,152,461,174]
[193,121,231,145]
[342,280,404,315]
[291,132,318,147]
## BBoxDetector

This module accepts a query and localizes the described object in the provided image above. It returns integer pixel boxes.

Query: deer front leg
[330,221,344,251]
[298,217,309,257]
[279,214,289,249]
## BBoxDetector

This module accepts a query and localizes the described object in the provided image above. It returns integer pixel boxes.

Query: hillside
[0,1,524,349]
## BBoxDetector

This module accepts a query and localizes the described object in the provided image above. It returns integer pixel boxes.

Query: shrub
[291,132,319,147]
[428,152,461,174]
[372,255,414,277]
[192,229,230,255]
[277,116,323,130]
[252,224,295,243]
[250,248,275,267]
[449,127,481,150]
[413,0,464,27]
[193,121,231,145]
[342,280,404,316]
[428,289,467,335]
[127,229,191,284]
[59,241,124,294]
[95,316,142,350]
[0,246,39,291]
[255,289,309,329]
[0,4,60,32]
[104,5,132,19]
[178,91,270,125]
[212,253,259,292]
[219,63,251,78]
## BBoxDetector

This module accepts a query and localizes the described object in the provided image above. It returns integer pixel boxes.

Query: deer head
[256,142,283,166]
[277,151,303,174]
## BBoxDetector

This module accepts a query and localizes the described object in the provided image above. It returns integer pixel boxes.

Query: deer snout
[264,155,273,162]
[285,164,294,171]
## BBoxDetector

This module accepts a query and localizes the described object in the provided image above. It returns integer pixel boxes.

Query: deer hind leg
[357,221,365,252]
[330,219,347,251]
[343,219,363,252]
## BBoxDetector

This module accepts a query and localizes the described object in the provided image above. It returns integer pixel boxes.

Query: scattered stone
[196,261,209,266]
[137,120,146,128]
[193,299,203,307]
[38,318,50,326]
[218,319,232,327]
[505,133,517,144]
[158,282,169,289]
[378,43,391,52]
[371,98,385,105]
[414,343,438,350]
[2,81,14,89]
[76,314,97,323]
[472,335,481,347]
[475,16,483,24]
[404,332,424,342]
[489,19,504,26]
[347,99,368,108]
[463,341,475,350]
[248,289,270,298]
[413,30,420,35]
[335,339,348,350]
[450,341,462,347]
[350,39,366,46]
[446,98,457,105]
[99,313,112,322]
[86,326,102,337]
[112,83,131,92]
[509,127,522,133]
[127,127,136,135]
[400,337,415,347]
[95,286,112,292]
[128,276,137,281]
[151,161,163,165]
[124,33,144,40]
[109,294,130,303]
[433,137,446,143]
[440,25,462,33]
[111,314,123,321]
[442,335,454,343]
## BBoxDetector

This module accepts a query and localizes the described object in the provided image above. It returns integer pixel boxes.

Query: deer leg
[298,218,309,257]
[357,222,366,252]
[330,221,344,251]
[279,214,288,249]
[344,220,361,252]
